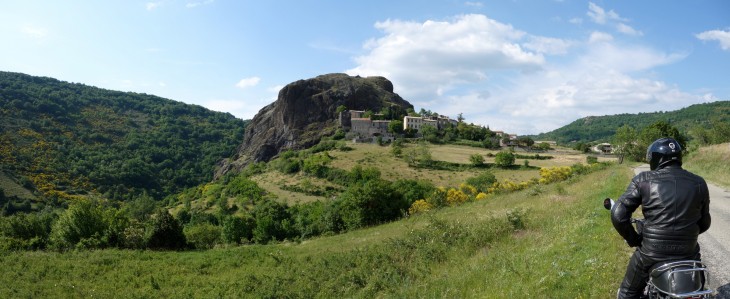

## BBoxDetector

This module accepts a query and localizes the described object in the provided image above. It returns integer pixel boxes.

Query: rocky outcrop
[215,73,413,178]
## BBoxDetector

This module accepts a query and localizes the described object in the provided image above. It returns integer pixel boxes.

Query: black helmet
[646,137,682,170]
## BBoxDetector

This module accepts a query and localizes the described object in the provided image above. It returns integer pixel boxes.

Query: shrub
[475,192,488,201]
[146,209,187,250]
[0,212,54,250]
[252,199,291,244]
[586,156,598,164]
[506,208,528,230]
[184,223,222,249]
[466,171,497,193]
[469,154,484,166]
[50,199,109,250]
[339,179,405,230]
[426,187,448,208]
[538,166,574,184]
[222,215,253,244]
[408,199,433,215]
[446,188,468,206]
[494,151,515,168]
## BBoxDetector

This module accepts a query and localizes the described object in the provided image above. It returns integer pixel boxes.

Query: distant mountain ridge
[0,71,245,206]
[533,101,730,144]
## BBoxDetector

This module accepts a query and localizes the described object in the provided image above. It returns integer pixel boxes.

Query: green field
[0,162,635,298]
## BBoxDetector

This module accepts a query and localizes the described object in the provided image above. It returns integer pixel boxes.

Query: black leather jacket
[611,164,711,257]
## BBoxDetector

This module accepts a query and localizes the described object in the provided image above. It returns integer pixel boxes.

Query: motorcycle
[603,198,713,299]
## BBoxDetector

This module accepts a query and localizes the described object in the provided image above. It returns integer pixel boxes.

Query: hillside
[534,101,730,144]
[0,163,635,297]
[218,73,413,176]
[0,71,246,208]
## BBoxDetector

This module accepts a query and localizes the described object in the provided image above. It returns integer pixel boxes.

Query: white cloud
[587,2,625,25]
[569,18,583,25]
[523,36,573,55]
[696,29,730,51]
[589,31,613,43]
[146,2,163,11]
[235,77,261,89]
[186,0,214,8]
[465,2,484,7]
[347,13,703,135]
[347,14,545,99]
[616,23,643,36]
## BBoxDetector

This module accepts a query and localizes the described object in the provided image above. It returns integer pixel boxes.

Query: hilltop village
[337,109,517,146]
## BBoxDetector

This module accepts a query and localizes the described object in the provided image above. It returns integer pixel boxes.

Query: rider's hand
[626,234,642,247]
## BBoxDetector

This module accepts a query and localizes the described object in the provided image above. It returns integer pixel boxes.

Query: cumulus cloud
[347,14,546,99]
[347,13,701,135]
[696,29,730,50]
[523,36,573,55]
[235,77,261,89]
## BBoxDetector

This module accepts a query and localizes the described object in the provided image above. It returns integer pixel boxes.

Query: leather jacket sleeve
[698,181,711,234]
[611,174,644,247]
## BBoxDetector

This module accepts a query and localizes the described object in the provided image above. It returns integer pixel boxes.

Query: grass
[0,164,636,298]
[684,142,730,188]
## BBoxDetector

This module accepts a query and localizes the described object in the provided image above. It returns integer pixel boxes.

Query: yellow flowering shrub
[408,199,434,215]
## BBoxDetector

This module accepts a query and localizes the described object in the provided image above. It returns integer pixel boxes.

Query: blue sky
[2,1,729,135]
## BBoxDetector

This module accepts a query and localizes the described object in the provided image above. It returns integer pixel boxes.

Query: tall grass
[684,143,730,188]
[0,164,635,298]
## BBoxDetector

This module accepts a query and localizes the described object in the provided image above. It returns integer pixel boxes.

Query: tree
[252,199,291,244]
[146,209,187,250]
[419,125,440,143]
[339,179,405,230]
[388,120,404,135]
[50,199,109,250]
[336,105,347,114]
[494,151,515,168]
[469,154,485,166]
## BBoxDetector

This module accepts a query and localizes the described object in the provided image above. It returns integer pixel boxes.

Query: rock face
[215,73,413,178]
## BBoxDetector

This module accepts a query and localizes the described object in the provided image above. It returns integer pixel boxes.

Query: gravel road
[633,165,730,298]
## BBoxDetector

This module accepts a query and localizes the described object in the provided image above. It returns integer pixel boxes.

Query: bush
[50,199,109,250]
[339,179,405,230]
[408,200,433,215]
[494,151,515,168]
[184,223,222,249]
[465,171,497,193]
[146,209,187,250]
[469,154,485,166]
[0,212,54,250]
[252,199,291,244]
[586,156,598,164]
[222,215,253,244]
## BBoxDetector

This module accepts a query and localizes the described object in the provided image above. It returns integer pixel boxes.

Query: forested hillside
[0,71,246,211]
[534,101,730,144]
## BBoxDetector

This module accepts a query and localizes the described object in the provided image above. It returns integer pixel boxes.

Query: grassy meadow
[684,142,730,188]
[0,155,635,298]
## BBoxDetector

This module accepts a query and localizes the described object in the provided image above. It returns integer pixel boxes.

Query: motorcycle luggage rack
[650,260,713,298]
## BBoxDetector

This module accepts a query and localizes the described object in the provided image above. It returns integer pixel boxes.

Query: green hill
[533,101,730,144]
[0,71,246,209]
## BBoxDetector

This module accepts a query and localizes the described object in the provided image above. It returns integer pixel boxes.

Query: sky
[1,1,729,135]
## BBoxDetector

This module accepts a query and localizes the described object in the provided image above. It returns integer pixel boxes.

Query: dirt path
[633,165,730,297]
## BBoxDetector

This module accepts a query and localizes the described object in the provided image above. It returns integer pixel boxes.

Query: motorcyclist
[611,137,711,298]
